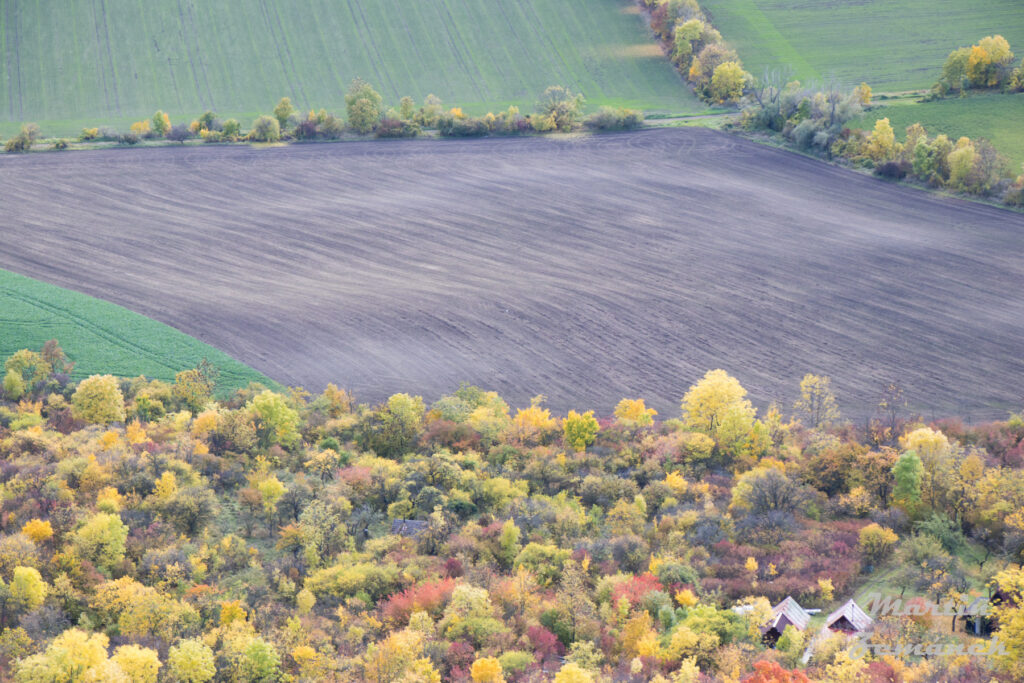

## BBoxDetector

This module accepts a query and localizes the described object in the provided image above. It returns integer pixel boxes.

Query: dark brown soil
[1,128,1021,419]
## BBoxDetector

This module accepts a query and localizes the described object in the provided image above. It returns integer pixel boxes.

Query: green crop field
[0,0,704,137]
[700,0,1024,91]
[0,269,274,395]
[849,93,1024,169]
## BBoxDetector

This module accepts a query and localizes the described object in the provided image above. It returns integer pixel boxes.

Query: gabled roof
[390,519,429,536]
[824,599,873,632]
[763,596,811,633]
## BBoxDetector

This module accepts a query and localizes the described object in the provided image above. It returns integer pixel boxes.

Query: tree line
[641,0,753,104]
[1,81,644,154]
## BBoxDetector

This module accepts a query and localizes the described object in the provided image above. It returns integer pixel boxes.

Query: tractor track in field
[97,0,120,113]
[344,0,397,102]
[0,128,1021,419]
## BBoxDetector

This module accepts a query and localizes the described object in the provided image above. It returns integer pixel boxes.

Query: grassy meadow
[848,93,1024,169]
[700,0,1024,91]
[0,0,705,138]
[0,269,274,395]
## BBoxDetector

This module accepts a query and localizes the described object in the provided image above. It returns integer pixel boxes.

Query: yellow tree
[681,369,754,435]
[470,657,505,683]
[793,374,840,428]
[613,398,657,428]
[710,62,748,103]
[71,375,126,424]
[111,645,161,683]
[511,396,557,443]
[865,118,897,162]
[947,137,976,189]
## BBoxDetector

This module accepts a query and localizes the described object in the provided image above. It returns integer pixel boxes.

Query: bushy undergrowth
[1,342,1022,680]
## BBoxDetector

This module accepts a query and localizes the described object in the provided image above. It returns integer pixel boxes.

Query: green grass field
[0,0,704,138]
[700,0,1024,91]
[0,269,274,396]
[849,93,1024,169]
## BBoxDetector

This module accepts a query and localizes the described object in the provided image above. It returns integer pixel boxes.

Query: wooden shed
[762,596,812,646]
[824,599,873,634]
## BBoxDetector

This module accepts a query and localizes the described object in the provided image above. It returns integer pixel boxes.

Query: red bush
[381,577,456,626]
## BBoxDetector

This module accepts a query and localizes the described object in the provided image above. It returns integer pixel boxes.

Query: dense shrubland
[2,342,1024,681]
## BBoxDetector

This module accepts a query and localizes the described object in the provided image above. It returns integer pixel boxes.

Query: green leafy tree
[152,110,171,137]
[346,78,383,134]
[273,97,296,129]
[250,115,281,142]
[3,370,25,400]
[73,512,129,573]
[497,519,521,570]
[168,638,216,683]
[892,450,924,514]
[242,637,281,682]
[536,86,585,131]
[71,375,126,424]
[173,362,216,413]
[9,566,47,611]
[358,393,425,458]
[248,390,300,448]
[563,410,599,451]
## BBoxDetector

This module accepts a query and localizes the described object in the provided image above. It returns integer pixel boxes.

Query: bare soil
[1,129,1021,419]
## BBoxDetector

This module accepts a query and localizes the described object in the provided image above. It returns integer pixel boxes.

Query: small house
[762,596,811,646]
[390,519,429,537]
[824,599,873,634]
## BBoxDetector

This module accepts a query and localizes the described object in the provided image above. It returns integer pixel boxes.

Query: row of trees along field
[641,0,752,104]
[2,82,643,154]
[1,341,1024,680]
[738,37,1024,208]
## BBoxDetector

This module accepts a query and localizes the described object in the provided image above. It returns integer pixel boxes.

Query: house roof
[825,599,873,632]
[390,519,429,536]
[763,596,811,633]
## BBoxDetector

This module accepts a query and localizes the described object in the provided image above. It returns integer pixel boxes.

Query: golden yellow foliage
[675,588,698,608]
[154,471,178,501]
[21,519,53,544]
[554,662,595,683]
[100,430,120,450]
[96,486,123,513]
[512,396,557,442]
[125,421,147,445]
[470,656,505,682]
[665,470,688,495]
[614,398,657,427]
[191,409,221,438]
[219,600,247,626]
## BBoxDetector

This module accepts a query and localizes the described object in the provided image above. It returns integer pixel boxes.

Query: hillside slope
[0,0,702,135]
[0,129,1021,418]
